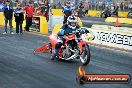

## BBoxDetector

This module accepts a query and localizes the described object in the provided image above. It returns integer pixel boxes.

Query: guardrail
[105,17,132,24]
[87,10,128,18]
[51,9,129,18]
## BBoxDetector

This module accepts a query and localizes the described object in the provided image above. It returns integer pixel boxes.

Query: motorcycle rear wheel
[80,44,90,66]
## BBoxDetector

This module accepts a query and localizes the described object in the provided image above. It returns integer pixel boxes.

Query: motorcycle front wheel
[80,44,90,66]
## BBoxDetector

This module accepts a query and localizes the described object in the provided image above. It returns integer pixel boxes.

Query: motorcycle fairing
[77,41,87,54]
[49,34,58,52]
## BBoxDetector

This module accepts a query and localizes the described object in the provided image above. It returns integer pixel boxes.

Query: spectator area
[0,12,48,34]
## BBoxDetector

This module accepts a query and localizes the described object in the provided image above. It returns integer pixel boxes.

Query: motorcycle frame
[49,34,88,58]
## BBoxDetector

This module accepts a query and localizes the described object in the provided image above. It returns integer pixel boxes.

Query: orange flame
[78,66,86,76]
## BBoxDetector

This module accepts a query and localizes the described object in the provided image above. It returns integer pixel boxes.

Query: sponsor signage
[89,25,132,50]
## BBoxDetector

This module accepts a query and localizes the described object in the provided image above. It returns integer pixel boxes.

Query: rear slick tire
[80,44,90,66]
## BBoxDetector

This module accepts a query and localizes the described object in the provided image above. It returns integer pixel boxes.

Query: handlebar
[65,29,89,36]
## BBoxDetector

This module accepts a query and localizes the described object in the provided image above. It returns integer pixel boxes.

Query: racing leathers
[54,24,80,56]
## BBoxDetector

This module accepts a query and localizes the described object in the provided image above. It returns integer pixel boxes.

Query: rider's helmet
[67,16,78,29]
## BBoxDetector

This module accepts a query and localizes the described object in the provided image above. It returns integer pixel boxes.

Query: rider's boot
[51,48,59,60]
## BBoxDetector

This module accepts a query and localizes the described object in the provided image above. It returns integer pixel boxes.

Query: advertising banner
[89,26,132,50]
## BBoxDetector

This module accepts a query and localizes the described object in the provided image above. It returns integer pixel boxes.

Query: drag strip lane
[0,31,132,88]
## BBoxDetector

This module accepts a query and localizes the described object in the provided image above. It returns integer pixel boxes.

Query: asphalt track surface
[0,28,132,88]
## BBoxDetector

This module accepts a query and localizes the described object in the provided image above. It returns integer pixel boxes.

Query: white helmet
[67,16,78,29]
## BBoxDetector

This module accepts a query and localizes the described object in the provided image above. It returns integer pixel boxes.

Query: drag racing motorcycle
[34,27,92,66]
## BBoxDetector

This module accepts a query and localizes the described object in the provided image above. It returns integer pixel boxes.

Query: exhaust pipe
[65,49,79,60]
[65,53,79,60]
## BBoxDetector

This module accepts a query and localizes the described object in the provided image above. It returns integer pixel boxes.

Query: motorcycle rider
[52,15,89,60]
[52,16,80,60]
